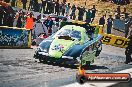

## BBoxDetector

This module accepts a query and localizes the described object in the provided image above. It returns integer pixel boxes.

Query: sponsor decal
[52,44,64,52]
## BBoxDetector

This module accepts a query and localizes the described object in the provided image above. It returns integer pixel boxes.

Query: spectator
[86,9,92,23]
[112,0,117,4]
[44,16,53,35]
[46,0,50,14]
[129,17,132,29]
[47,16,53,35]
[44,17,49,28]
[33,15,47,37]
[0,6,4,26]
[25,12,35,38]
[107,15,113,34]
[33,0,39,12]
[51,0,55,13]
[63,0,66,3]
[54,17,60,27]
[0,5,15,27]
[38,1,43,13]
[85,0,87,6]
[99,15,105,26]
[28,0,34,11]
[11,0,16,7]
[91,5,97,23]
[116,5,121,14]
[7,13,14,27]
[59,2,63,15]
[55,0,60,15]
[44,0,48,13]
[123,7,126,14]
[62,2,65,16]
[65,3,70,16]
[3,7,8,26]
[41,0,46,13]
[125,13,130,38]
[70,4,76,20]
[125,29,132,64]
[21,0,27,10]
[42,15,49,36]
[119,0,121,4]
[16,12,23,28]
[77,6,85,21]
[112,0,130,5]
[60,17,67,28]
[125,0,130,5]
[115,13,120,19]
[13,12,19,27]
[49,0,52,14]
[22,12,27,27]
[4,0,10,3]
[117,0,120,5]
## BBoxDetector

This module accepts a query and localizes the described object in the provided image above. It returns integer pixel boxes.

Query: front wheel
[81,51,91,67]
[76,75,87,84]
[38,56,47,63]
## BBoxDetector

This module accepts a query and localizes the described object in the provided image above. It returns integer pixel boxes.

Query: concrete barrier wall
[0,26,31,48]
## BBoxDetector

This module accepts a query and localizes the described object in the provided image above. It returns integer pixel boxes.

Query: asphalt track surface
[0,44,132,87]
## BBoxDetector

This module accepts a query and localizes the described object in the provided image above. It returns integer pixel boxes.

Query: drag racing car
[34,22,102,66]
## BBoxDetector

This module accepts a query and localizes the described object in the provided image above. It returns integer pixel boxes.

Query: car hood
[49,38,78,58]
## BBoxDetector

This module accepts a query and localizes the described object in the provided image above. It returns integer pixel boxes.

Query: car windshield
[56,29,81,40]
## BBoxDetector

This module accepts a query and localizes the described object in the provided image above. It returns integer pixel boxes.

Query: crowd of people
[0,5,34,29]
[0,0,97,35]
[1,4,68,37]
[111,0,130,5]
[101,0,130,5]
[0,0,132,36]
[2,0,97,23]
[0,4,14,27]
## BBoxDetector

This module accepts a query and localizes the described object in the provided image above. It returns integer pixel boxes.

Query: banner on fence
[0,26,31,48]
[101,33,129,48]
